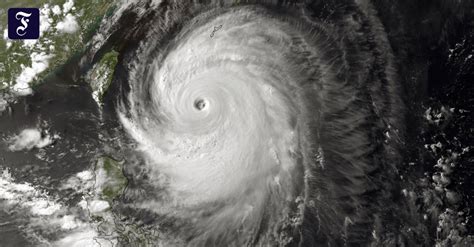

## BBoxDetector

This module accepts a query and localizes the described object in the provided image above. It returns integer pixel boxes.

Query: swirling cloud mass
[114,1,404,246]
[120,8,307,245]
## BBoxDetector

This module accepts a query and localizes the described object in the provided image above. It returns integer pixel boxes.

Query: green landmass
[0,0,117,92]
[89,49,119,103]
[95,156,127,202]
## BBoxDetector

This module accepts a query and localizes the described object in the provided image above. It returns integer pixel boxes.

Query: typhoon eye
[193,98,207,111]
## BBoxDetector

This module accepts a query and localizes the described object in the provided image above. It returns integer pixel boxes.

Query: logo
[8,8,40,39]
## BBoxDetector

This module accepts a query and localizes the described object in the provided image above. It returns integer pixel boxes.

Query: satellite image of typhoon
[0,0,473,246]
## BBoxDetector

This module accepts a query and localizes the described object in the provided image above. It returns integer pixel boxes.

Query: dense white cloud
[8,128,54,151]
[13,52,52,96]
[0,169,61,216]
[56,14,79,34]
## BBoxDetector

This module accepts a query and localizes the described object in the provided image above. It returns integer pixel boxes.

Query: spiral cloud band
[108,1,404,245]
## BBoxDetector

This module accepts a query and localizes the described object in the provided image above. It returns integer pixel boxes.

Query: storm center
[194,98,207,111]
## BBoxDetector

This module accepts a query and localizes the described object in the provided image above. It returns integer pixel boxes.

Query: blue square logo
[8,8,40,40]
